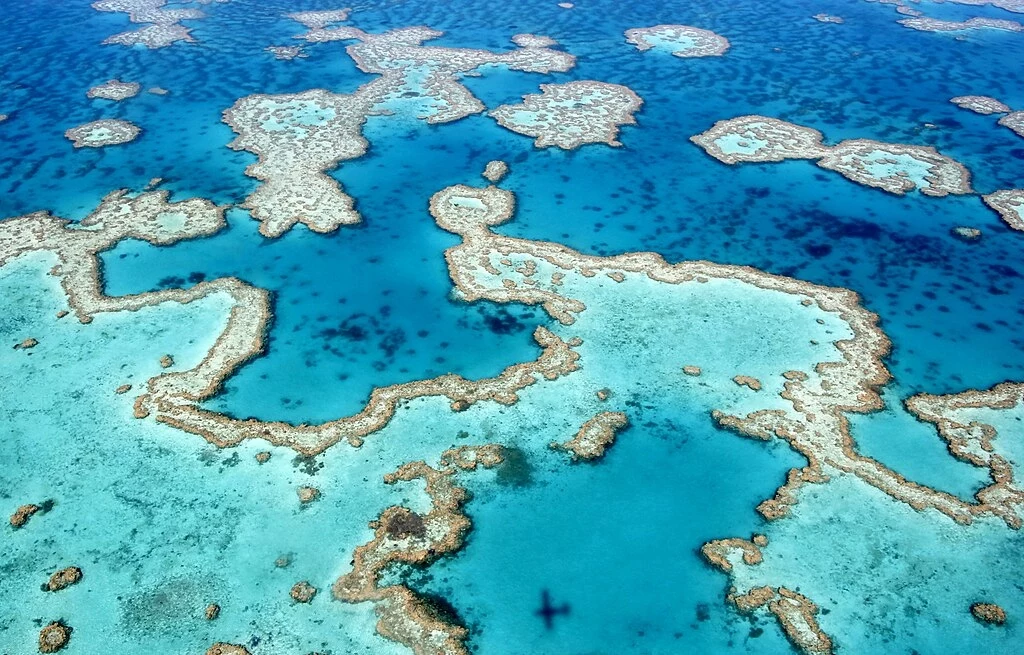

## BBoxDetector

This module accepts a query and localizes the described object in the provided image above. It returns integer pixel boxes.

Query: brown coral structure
[64,119,141,148]
[553,411,629,460]
[983,189,1024,232]
[45,566,83,592]
[490,81,644,150]
[297,486,321,504]
[624,25,730,57]
[702,541,834,654]
[683,365,702,376]
[14,337,38,350]
[290,581,318,603]
[205,644,250,655]
[692,115,973,197]
[38,621,71,653]
[334,446,505,655]
[223,14,575,238]
[255,451,271,463]
[700,537,763,572]
[733,375,763,391]
[971,602,1007,625]
[769,588,835,655]
[10,503,42,528]
[204,603,221,620]
[87,79,141,101]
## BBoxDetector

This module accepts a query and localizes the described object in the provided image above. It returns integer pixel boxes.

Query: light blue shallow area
[1,0,1024,653]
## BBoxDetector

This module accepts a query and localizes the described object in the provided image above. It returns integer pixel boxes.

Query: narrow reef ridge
[702,539,834,653]
[701,540,834,654]
[428,166,1021,531]
[222,12,575,237]
[905,381,1024,506]
[489,81,644,150]
[333,445,505,655]
[624,24,730,57]
[0,190,582,457]
[691,115,973,197]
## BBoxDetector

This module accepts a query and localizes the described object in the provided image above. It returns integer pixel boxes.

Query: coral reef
[334,446,505,655]
[692,115,972,196]
[553,411,629,460]
[297,486,321,504]
[92,0,206,48]
[971,602,1007,625]
[490,81,644,149]
[733,375,763,391]
[265,45,306,60]
[702,540,833,654]
[45,566,83,592]
[951,95,1012,115]
[86,79,141,101]
[898,16,1023,33]
[983,189,1024,231]
[38,621,71,653]
[482,160,508,184]
[64,119,141,148]
[224,16,574,237]
[290,581,318,603]
[205,644,250,655]
[9,503,42,528]
[624,25,730,57]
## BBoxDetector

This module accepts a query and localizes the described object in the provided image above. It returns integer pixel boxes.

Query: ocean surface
[1,0,1023,654]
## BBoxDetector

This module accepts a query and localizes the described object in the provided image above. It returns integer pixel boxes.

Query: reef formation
[624,24,731,57]
[92,0,217,48]
[223,11,575,237]
[691,115,973,197]
[489,81,644,149]
[64,119,141,148]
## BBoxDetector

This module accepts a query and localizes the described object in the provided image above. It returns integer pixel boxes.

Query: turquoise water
[2,1,1024,654]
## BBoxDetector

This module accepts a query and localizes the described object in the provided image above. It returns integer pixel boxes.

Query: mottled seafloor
[2,0,1023,654]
